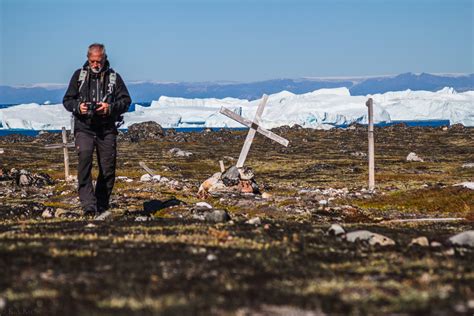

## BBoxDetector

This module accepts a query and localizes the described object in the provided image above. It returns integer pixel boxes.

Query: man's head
[87,43,106,73]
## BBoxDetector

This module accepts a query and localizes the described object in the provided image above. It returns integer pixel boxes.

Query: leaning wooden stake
[139,161,156,176]
[366,98,375,191]
[219,160,225,172]
[61,127,70,179]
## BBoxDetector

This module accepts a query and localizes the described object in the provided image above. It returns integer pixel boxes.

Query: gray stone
[41,208,54,219]
[140,174,152,182]
[169,148,193,157]
[462,163,474,168]
[345,230,395,246]
[196,202,213,209]
[327,224,345,236]
[206,254,217,261]
[406,152,424,162]
[246,217,261,225]
[19,174,31,186]
[238,167,255,180]
[221,166,240,186]
[448,230,474,247]
[409,236,429,247]
[204,210,231,223]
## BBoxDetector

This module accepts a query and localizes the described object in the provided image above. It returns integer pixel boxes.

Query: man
[63,43,131,216]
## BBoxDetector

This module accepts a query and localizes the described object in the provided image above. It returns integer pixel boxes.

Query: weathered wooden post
[45,127,75,180]
[366,98,375,191]
[61,127,70,179]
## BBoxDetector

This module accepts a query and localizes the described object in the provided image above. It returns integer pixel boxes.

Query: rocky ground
[0,123,473,315]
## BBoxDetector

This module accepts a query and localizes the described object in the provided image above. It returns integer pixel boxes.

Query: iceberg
[0,87,472,130]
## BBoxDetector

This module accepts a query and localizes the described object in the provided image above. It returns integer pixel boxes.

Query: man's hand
[95,102,111,116]
[79,103,88,115]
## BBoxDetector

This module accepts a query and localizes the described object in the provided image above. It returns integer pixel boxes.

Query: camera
[85,102,98,117]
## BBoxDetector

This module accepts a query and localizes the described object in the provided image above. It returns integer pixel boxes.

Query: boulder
[205,210,231,223]
[127,121,165,142]
[448,230,474,247]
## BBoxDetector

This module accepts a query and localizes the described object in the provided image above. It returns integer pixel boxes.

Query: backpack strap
[104,71,117,101]
[78,69,88,92]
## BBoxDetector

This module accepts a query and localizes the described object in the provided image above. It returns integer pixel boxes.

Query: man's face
[88,49,105,72]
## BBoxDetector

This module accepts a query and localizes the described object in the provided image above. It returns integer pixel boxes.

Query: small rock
[430,241,442,248]
[406,152,424,162]
[238,167,255,180]
[409,236,429,247]
[462,163,474,168]
[246,217,261,225]
[19,174,31,186]
[169,148,193,157]
[319,200,328,206]
[448,230,474,247]
[261,192,272,199]
[85,223,97,228]
[327,224,345,236]
[140,174,152,182]
[159,177,169,183]
[0,148,4,154]
[54,208,68,218]
[196,202,213,209]
[345,230,395,246]
[350,151,367,158]
[42,208,54,219]
[206,254,217,261]
[152,175,161,182]
[204,210,231,223]
[94,211,112,221]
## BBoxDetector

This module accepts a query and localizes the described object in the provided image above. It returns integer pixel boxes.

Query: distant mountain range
[1,72,473,104]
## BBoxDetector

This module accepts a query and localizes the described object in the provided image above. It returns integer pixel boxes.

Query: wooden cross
[45,127,75,180]
[219,94,289,168]
[366,98,375,191]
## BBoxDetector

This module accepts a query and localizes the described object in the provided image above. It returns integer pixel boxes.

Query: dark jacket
[63,59,131,132]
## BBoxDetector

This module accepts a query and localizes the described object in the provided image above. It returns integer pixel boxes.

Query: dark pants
[75,130,117,211]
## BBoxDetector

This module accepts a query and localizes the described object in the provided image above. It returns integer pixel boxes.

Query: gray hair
[87,43,106,57]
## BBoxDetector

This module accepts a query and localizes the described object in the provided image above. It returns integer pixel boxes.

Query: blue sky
[0,0,472,85]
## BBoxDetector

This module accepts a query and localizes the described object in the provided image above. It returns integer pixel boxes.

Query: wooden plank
[45,143,75,149]
[236,128,257,168]
[61,127,70,179]
[255,126,289,147]
[366,98,375,191]
[382,218,464,224]
[139,161,156,176]
[219,107,289,147]
[236,95,269,168]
